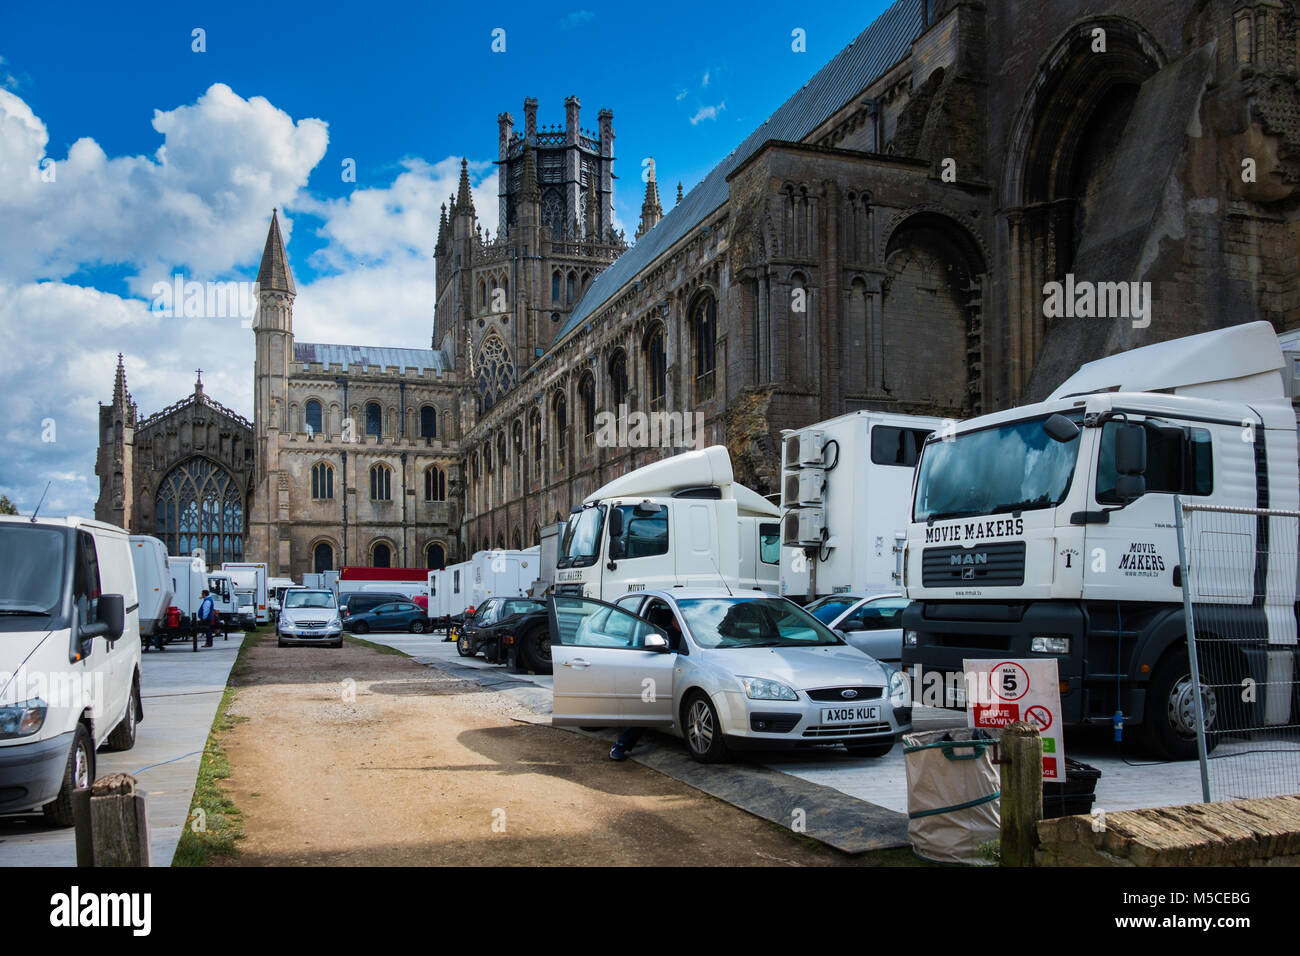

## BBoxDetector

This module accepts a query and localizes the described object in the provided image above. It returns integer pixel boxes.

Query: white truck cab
[553,445,781,602]
[0,516,142,825]
[901,322,1299,760]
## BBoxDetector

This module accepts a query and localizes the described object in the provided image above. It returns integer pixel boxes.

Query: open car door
[548,596,676,727]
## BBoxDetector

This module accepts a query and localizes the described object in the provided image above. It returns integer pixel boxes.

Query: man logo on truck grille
[950,552,988,566]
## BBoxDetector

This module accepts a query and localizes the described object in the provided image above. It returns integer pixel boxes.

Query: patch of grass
[343,633,412,657]
[172,630,260,867]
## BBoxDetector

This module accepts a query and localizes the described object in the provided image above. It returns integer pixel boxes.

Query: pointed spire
[456,158,474,214]
[436,202,448,252]
[257,209,296,296]
[637,159,664,240]
[112,353,130,408]
[676,181,683,205]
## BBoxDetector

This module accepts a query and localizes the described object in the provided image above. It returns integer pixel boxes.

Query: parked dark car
[457,597,551,672]
[339,591,409,625]
[345,600,430,634]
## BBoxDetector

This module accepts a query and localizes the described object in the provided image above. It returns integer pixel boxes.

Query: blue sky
[0,0,893,516]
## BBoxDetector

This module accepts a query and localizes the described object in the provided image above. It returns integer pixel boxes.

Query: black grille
[802,722,891,738]
[805,686,883,702]
[553,583,584,596]
[749,713,800,733]
[922,542,1026,588]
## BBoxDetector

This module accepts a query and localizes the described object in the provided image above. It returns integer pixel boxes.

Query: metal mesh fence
[1177,500,1300,802]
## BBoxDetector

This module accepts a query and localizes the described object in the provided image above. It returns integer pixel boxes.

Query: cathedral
[97,0,1300,579]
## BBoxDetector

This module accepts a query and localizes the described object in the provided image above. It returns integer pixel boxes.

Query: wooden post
[72,787,93,867]
[87,773,151,867]
[1000,721,1043,867]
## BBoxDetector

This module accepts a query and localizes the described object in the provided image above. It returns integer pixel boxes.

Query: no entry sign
[964,658,1065,781]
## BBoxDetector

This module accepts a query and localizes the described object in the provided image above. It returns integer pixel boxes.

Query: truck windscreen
[913,415,1082,523]
[558,507,605,568]
[0,524,67,624]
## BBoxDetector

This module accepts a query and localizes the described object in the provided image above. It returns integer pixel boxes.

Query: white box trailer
[779,410,946,601]
[221,562,269,624]
[429,560,473,621]
[469,548,539,606]
[553,445,782,601]
[129,534,173,637]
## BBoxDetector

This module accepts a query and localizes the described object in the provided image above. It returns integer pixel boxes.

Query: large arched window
[552,270,561,304]
[512,529,522,550]
[690,293,716,399]
[305,399,323,435]
[365,401,382,438]
[476,333,515,411]
[420,405,437,439]
[311,462,334,500]
[578,372,596,438]
[426,542,446,570]
[553,391,568,468]
[645,326,667,410]
[609,348,628,410]
[313,541,334,573]
[424,465,447,502]
[529,408,542,473]
[154,458,244,563]
[370,463,392,501]
[372,541,392,568]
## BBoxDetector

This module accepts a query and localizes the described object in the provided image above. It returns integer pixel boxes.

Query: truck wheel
[352,620,370,635]
[410,620,427,634]
[683,691,730,764]
[518,624,552,674]
[105,675,140,752]
[456,633,476,657]
[1142,647,1219,761]
[43,723,94,827]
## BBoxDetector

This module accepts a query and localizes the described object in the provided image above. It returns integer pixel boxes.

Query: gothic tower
[93,354,137,527]
[636,158,663,239]
[252,209,296,481]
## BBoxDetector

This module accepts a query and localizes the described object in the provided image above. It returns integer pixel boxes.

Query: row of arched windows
[551,268,594,307]
[310,540,447,574]
[308,461,449,502]
[302,399,445,440]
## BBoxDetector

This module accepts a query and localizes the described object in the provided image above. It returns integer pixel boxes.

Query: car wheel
[844,740,894,758]
[683,691,730,764]
[410,620,427,634]
[352,620,370,635]
[518,624,552,674]
[43,723,94,827]
[105,675,140,752]
[1142,647,1219,761]
[456,633,476,657]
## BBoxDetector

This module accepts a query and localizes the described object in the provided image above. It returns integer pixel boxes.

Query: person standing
[197,589,217,648]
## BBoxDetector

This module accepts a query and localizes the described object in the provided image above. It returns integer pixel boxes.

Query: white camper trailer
[129,535,173,638]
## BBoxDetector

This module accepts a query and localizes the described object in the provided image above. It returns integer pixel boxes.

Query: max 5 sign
[963,658,1066,781]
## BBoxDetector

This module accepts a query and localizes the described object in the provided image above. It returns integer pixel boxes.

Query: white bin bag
[902,728,1000,865]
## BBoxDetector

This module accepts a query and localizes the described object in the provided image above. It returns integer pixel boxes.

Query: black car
[457,597,551,673]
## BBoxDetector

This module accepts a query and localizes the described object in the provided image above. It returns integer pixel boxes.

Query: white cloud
[560,10,594,29]
[702,70,710,89]
[675,89,688,102]
[690,101,726,125]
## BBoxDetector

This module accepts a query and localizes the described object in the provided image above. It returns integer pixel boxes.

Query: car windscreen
[803,596,859,624]
[676,598,843,648]
[284,590,335,609]
[0,524,67,623]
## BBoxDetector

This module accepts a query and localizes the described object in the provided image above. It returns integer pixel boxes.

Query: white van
[0,516,143,825]
[129,534,173,639]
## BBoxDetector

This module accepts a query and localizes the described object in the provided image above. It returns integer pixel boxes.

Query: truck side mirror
[607,508,625,539]
[1113,423,1148,502]
[80,593,125,646]
[1115,474,1146,501]
[1043,414,1080,443]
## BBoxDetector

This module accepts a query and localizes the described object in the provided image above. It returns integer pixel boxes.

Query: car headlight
[738,676,799,701]
[888,669,911,708]
[327,618,342,629]
[1031,636,1070,654]
[0,698,47,739]
[905,630,919,647]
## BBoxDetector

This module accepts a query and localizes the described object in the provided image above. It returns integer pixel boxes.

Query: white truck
[429,560,473,625]
[552,445,782,601]
[901,322,1300,760]
[221,562,269,625]
[428,549,538,625]
[267,576,296,621]
[0,516,142,825]
[167,557,237,625]
[779,410,945,601]
[129,534,173,640]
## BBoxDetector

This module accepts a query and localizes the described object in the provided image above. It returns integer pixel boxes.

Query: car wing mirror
[839,619,864,632]
[644,632,671,653]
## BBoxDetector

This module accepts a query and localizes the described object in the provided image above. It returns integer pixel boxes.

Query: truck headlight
[738,676,799,701]
[905,630,919,647]
[888,669,911,708]
[1031,636,1070,654]
[0,699,47,739]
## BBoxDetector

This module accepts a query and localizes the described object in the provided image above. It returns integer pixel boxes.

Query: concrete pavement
[0,633,243,867]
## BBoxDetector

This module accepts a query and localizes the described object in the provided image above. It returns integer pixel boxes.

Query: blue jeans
[617,727,645,749]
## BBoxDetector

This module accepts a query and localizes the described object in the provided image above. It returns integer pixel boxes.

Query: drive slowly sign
[963,658,1066,781]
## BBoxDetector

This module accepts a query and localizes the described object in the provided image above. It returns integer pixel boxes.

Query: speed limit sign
[964,658,1065,781]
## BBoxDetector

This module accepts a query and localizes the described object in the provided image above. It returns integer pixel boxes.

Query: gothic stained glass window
[475,333,515,411]
[154,458,244,564]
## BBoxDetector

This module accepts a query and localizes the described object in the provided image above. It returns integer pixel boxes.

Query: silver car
[549,589,912,763]
[802,593,909,663]
[277,589,344,648]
